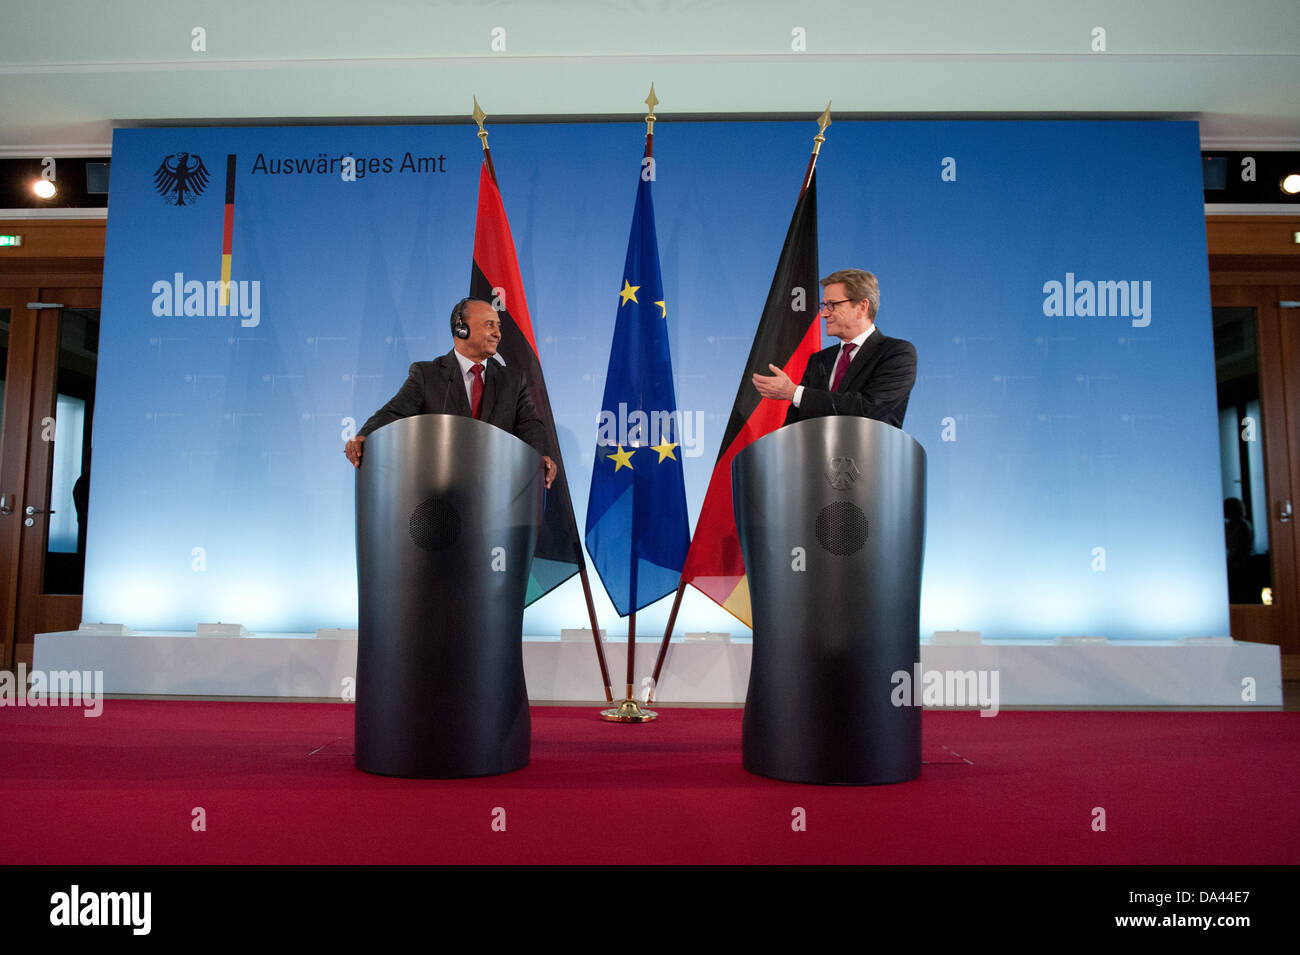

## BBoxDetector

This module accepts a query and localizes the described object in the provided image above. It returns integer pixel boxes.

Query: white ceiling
[1,0,1297,153]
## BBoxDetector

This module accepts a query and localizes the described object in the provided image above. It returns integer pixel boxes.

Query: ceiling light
[1281,173,1300,195]
[32,179,56,199]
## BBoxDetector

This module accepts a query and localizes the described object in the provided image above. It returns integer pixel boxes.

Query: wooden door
[1210,283,1300,657]
[0,287,100,668]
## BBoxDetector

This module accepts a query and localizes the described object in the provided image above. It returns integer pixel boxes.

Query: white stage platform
[33,629,1283,707]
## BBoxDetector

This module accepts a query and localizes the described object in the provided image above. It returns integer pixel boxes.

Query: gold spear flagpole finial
[645,82,659,136]
[472,95,489,151]
[812,101,832,156]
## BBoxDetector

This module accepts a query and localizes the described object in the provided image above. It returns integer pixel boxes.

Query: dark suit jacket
[784,329,916,429]
[358,351,549,456]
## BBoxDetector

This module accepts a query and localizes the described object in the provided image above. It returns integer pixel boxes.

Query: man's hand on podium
[542,455,556,489]
[344,434,365,467]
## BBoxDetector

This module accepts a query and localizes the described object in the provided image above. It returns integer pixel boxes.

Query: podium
[354,414,542,778]
[733,416,926,785]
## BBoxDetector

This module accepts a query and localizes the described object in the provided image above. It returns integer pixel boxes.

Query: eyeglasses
[819,298,858,313]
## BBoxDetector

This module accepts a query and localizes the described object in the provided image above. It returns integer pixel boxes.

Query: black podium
[733,416,926,785]
[354,413,541,778]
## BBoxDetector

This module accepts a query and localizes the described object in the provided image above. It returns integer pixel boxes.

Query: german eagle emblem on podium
[826,456,861,490]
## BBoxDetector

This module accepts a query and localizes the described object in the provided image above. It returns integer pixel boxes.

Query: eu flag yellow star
[607,444,635,471]
[619,280,640,306]
[651,439,678,462]
[655,300,667,318]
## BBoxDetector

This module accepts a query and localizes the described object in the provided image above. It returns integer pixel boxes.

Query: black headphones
[451,297,472,339]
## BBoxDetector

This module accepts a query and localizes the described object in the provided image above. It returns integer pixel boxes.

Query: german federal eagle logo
[153,153,210,206]
[826,456,860,490]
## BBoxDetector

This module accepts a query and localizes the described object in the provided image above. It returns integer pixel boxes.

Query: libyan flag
[678,170,822,627]
[470,160,585,604]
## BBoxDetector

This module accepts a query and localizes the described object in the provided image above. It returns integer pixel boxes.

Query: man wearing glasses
[752,268,916,429]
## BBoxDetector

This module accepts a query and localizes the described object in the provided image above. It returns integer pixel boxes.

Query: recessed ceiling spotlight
[32,179,56,199]
[1281,173,1300,195]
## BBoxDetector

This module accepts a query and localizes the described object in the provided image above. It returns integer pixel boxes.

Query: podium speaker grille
[815,501,868,556]
[409,497,461,552]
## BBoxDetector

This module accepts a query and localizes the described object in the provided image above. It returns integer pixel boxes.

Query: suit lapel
[437,352,472,416]
[835,331,885,393]
[817,345,839,389]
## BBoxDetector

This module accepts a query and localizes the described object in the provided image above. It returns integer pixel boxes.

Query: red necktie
[470,363,484,419]
[830,342,857,391]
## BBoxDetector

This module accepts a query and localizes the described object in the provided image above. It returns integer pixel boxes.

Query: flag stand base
[600,698,658,723]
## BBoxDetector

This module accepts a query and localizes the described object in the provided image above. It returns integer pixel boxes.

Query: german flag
[677,169,822,626]
[469,160,584,604]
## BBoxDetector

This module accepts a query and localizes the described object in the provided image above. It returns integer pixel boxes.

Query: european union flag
[585,164,691,617]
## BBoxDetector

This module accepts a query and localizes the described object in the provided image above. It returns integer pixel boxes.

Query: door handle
[23,504,55,527]
[1279,500,1293,524]
[0,494,11,515]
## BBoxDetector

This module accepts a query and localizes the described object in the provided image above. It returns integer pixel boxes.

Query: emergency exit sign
[0,234,22,247]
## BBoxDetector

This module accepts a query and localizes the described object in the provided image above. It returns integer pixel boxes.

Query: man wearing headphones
[344,297,557,487]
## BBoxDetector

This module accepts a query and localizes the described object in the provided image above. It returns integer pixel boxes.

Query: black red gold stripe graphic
[220,154,235,306]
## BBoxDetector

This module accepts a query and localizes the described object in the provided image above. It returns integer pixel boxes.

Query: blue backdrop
[88,120,1225,641]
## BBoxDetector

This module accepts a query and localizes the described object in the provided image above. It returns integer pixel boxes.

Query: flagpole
[801,101,832,196]
[648,103,831,705]
[578,564,614,701]
[626,611,636,699]
[648,579,686,702]
[473,96,616,704]
[474,96,499,184]
[600,83,663,724]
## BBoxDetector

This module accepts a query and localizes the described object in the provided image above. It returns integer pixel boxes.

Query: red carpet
[1,701,1295,865]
